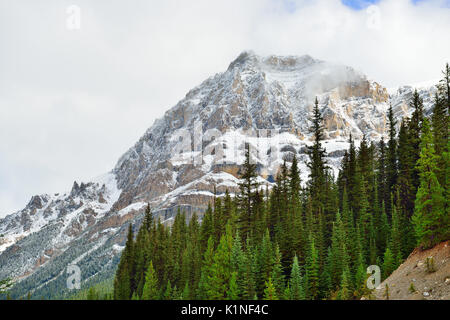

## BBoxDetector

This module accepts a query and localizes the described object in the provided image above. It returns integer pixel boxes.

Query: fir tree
[412,118,448,248]
[306,97,327,215]
[389,201,403,267]
[288,255,304,300]
[270,244,285,298]
[237,147,259,240]
[354,252,366,296]
[114,224,135,300]
[263,278,278,300]
[386,104,398,215]
[432,92,449,188]
[226,272,239,300]
[208,224,233,299]
[142,261,159,300]
[377,138,388,211]
[337,268,351,300]
[305,233,320,300]
[382,247,395,280]
[408,89,424,193]
[197,236,215,299]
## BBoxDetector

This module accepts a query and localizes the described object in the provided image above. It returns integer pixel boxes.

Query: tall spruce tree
[408,89,424,192]
[412,118,447,248]
[386,104,398,216]
[288,255,305,300]
[237,147,259,240]
[270,244,285,298]
[142,261,159,300]
[306,97,327,215]
[305,233,320,300]
[432,64,449,189]
[263,278,278,300]
[114,224,135,300]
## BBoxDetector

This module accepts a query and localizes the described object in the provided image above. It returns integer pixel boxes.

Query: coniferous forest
[108,64,449,301]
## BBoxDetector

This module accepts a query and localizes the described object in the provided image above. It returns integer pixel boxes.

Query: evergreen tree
[386,104,398,215]
[389,202,403,267]
[306,97,327,215]
[197,236,215,299]
[200,203,214,252]
[114,224,135,300]
[257,229,273,295]
[320,247,332,299]
[432,92,449,188]
[270,244,285,298]
[377,138,388,211]
[337,267,351,300]
[208,224,233,299]
[378,202,390,255]
[437,63,450,112]
[288,255,304,300]
[408,89,424,193]
[305,233,320,300]
[182,282,190,300]
[163,280,172,300]
[142,261,159,300]
[354,252,366,297]
[382,247,395,280]
[263,278,278,300]
[397,119,415,218]
[412,118,448,248]
[237,147,259,240]
[226,272,239,300]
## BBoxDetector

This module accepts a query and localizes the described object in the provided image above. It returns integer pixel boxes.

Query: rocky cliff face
[0,52,437,298]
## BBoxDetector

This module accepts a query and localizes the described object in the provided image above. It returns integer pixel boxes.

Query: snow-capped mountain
[0,51,437,298]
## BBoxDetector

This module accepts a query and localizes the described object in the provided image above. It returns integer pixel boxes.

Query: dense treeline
[110,64,449,300]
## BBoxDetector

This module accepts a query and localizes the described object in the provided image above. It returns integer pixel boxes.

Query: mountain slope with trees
[108,64,449,301]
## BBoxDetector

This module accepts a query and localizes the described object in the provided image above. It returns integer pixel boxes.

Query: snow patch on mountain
[0,172,120,255]
[0,52,439,299]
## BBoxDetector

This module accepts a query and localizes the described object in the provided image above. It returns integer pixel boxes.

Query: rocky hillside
[375,241,450,300]
[0,52,438,299]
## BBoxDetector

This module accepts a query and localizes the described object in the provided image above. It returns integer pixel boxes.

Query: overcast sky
[0,0,449,217]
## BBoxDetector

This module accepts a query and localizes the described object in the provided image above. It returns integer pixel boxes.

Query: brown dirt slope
[375,241,450,300]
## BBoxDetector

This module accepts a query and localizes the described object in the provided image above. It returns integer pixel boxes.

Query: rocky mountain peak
[0,53,438,299]
[227,51,319,73]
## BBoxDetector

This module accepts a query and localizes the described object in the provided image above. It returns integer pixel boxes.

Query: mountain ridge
[0,52,438,299]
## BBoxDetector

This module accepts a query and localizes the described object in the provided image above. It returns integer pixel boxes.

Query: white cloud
[0,0,449,217]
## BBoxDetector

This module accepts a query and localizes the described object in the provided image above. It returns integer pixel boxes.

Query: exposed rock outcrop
[375,241,450,300]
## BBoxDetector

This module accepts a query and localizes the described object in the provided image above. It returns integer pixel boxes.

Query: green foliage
[305,234,319,300]
[409,282,417,294]
[0,278,13,295]
[337,268,351,300]
[288,255,304,300]
[270,244,285,298]
[382,247,395,280]
[263,278,278,300]
[142,261,159,300]
[412,118,447,248]
[102,66,449,301]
